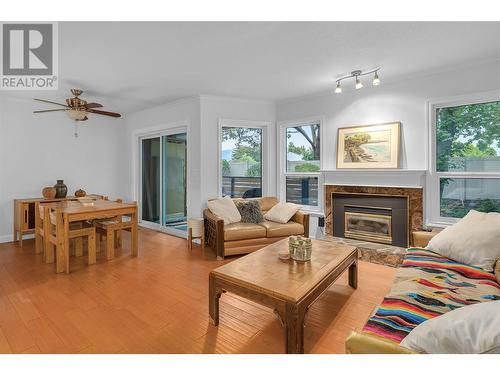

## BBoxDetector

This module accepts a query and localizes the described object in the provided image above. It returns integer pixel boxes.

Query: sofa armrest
[203,208,225,259]
[345,331,416,354]
[291,211,310,237]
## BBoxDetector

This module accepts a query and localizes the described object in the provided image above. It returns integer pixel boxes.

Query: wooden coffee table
[209,238,358,354]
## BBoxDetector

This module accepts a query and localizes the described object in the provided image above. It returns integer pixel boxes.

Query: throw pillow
[426,210,500,272]
[264,202,301,224]
[207,196,241,225]
[400,300,500,354]
[495,259,500,284]
[235,200,264,224]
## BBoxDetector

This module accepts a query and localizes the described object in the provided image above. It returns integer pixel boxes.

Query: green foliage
[287,124,321,160]
[222,159,231,176]
[288,142,314,160]
[476,198,500,213]
[436,101,500,171]
[460,143,497,157]
[294,163,320,172]
[223,128,261,148]
[232,145,261,163]
[246,163,261,177]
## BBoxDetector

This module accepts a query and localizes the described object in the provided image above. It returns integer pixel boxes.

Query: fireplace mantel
[321,169,427,188]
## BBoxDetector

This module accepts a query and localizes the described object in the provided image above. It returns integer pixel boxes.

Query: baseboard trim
[0,234,13,244]
[0,234,34,244]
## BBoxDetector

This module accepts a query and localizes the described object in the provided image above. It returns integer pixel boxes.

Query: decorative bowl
[42,186,57,199]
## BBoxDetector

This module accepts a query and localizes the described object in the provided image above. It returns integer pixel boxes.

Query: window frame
[218,118,270,199]
[278,117,325,212]
[426,90,500,226]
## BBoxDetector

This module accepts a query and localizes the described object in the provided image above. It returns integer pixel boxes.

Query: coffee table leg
[285,303,305,354]
[348,260,358,289]
[209,273,222,326]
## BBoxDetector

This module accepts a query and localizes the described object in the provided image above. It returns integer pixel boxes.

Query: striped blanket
[362,248,500,343]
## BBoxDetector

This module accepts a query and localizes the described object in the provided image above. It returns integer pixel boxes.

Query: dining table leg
[131,208,138,257]
[62,215,70,274]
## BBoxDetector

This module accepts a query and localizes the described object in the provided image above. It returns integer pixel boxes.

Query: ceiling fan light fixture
[373,71,380,86]
[68,109,88,121]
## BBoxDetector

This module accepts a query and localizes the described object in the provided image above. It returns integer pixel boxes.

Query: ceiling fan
[33,88,121,121]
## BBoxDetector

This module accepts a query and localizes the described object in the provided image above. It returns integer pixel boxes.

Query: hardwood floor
[0,228,396,354]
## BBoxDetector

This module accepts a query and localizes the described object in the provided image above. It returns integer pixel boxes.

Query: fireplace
[324,185,423,247]
[331,192,409,247]
[344,210,392,244]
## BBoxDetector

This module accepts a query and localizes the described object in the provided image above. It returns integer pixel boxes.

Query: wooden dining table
[47,199,138,274]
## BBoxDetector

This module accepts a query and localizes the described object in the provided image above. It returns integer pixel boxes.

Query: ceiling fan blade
[87,109,121,118]
[33,109,68,113]
[84,102,103,109]
[34,99,70,108]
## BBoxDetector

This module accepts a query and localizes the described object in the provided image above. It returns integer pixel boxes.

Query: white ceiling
[9,22,500,114]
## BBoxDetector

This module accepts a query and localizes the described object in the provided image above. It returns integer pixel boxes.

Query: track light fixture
[334,67,380,93]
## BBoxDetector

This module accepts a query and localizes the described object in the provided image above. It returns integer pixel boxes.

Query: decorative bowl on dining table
[77,197,95,206]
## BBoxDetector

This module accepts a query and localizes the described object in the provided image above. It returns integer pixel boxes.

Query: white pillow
[400,300,500,354]
[207,196,241,225]
[264,202,301,224]
[426,210,500,271]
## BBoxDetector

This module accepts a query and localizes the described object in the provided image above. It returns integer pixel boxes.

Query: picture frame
[336,122,401,169]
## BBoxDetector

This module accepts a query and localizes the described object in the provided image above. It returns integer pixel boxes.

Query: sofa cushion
[426,210,500,272]
[362,248,500,344]
[207,196,241,225]
[259,196,279,212]
[235,200,264,224]
[400,300,500,354]
[224,222,266,241]
[259,220,304,238]
[264,202,301,224]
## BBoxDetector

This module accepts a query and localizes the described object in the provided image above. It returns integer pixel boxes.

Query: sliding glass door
[140,130,187,236]
[141,137,161,223]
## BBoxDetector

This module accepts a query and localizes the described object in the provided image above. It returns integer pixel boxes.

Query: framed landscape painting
[337,122,400,169]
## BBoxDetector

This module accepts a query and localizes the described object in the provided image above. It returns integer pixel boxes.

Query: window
[429,97,500,223]
[221,126,263,198]
[280,121,322,209]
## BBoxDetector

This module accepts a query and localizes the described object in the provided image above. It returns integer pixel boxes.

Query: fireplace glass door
[344,211,392,244]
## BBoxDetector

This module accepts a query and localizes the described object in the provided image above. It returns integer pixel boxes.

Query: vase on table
[41,186,57,199]
[75,188,86,198]
[53,180,68,198]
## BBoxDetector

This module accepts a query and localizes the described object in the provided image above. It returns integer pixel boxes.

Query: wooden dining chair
[93,199,136,260]
[45,206,97,274]
[35,201,52,262]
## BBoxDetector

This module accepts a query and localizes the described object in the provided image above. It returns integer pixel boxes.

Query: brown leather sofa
[203,196,309,259]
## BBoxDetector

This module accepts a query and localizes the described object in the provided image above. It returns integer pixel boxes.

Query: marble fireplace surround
[324,184,424,246]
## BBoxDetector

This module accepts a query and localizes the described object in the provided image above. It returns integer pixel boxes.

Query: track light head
[335,81,342,94]
[355,76,363,90]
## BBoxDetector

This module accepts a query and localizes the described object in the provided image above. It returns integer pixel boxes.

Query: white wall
[199,95,276,207]
[0,95,128,242]
[277,59,500,171]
